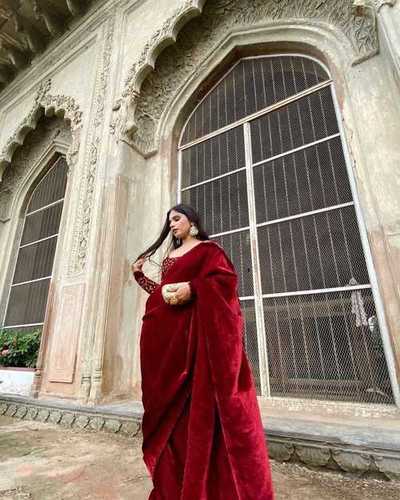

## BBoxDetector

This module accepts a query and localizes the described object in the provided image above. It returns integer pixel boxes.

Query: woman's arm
[131,258,159,295]
[134,271,159,294]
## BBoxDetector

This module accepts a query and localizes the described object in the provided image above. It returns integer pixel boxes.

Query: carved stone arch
[0,115,72,224]
[0,113,73,328]
[0,80,82,222]
[117,0,388,157]
[0,79,82,183]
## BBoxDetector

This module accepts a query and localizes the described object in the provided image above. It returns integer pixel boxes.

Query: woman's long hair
[136,204,209,261]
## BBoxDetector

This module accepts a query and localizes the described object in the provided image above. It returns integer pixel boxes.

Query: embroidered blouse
[134,256,178,294]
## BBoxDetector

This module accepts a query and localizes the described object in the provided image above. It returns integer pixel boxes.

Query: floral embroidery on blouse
[134,271,158,294]
[134,257,179,295]
[161,256,178,279]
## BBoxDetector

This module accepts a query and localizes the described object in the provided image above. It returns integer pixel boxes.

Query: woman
[132,204,274,500]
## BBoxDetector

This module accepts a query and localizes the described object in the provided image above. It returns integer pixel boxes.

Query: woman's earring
[189,224,199,237]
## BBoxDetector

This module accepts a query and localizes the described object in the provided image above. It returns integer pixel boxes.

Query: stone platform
[1,393,399,480]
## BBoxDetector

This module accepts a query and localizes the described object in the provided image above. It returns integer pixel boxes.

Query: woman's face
[169,210,191,239]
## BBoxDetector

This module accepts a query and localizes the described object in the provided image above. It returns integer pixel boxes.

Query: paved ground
[0,416,399,500]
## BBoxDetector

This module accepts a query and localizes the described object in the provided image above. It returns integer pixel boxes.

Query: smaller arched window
[2,156,68,330]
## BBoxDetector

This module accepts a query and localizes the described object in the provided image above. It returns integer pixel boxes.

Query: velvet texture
[140,241,274,499]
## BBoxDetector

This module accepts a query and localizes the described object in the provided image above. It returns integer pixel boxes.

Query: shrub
[0,328,42,368]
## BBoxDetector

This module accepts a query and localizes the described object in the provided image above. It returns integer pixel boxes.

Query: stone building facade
[0,0,399,416]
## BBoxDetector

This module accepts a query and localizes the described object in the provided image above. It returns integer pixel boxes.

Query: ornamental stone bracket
[0,78,82,182]
[113,0,397,158]
[110,0,207,151]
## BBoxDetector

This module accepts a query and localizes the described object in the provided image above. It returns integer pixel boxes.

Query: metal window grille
[178,55,395,405]
[3,156,68,330]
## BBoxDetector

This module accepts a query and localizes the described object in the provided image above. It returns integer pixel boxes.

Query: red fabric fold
[139,241,274,499]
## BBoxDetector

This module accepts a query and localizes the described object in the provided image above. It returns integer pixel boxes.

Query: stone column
[375,1,400,80]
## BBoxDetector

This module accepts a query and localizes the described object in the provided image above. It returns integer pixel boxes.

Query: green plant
[0,328,42,368]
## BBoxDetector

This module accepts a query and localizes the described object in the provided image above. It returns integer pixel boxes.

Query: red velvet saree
[139,241,274,499]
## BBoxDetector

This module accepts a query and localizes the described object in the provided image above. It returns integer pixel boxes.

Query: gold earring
[189,224,199,236]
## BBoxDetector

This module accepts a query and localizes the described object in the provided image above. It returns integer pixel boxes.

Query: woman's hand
[131,257,145,275]
[169,282,191,305]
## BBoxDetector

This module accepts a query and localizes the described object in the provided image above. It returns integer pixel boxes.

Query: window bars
[3,156,68,330]
[178,55,395,405]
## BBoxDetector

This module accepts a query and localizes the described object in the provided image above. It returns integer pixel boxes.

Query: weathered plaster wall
[0,0,119,402]
[117,0,400,401]
[338,24,400,377]
[0,0,399,406]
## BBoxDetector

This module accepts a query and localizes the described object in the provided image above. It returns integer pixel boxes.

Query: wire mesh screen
[29,158,68,213]
[241,299,261,393]
[181,170,249,234]
[257,206,370,294]
[181,125,249,234]
[179,55,394,404]
[253,137,352,223]
[181,56,329,145]
[263,290,393,404]
[21,202,63,245]
[4,156,68,328]
[181,127,245,188]
[13,238,57,284]
[5,280,50,327]
[251,86,338,163]
[212,230,253,298]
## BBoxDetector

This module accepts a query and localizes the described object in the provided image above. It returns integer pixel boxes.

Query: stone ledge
[1,394,399,480]
[0,396,141,439]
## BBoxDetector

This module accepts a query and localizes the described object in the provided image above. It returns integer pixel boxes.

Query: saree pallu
[140,241,274,499]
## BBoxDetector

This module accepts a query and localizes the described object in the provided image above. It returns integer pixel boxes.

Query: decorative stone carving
[0,78,81,184]
[0,114,72,222]
[374,0,397,12]
[0,0,92,92]
[111,0,206,143]
[122,0,207,99]
[117,0,388,156]
[68,16,114,276]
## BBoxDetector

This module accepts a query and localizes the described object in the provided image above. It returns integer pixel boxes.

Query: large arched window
[2,156,68,331]
[178,55,394,404]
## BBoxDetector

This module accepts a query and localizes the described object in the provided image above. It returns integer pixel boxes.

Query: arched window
[2,156,68,331]
[178,55,394,404]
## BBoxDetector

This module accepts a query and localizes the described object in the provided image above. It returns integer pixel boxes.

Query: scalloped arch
[0,82,82,182]
[122,0,207,99]
[117,0,385,156]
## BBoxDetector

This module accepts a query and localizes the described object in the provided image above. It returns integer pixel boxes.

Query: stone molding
[68,16,115,276]
[374,0,396,12]
[0,398,141,438]
[0,395,399,479]
[0,117,71,226]
[0,78,82,183]
[116,0,390,157]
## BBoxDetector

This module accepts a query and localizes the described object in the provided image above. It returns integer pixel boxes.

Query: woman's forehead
[169,210,184,220]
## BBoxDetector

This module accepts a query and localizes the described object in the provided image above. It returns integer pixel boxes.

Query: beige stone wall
[0,0,399,405]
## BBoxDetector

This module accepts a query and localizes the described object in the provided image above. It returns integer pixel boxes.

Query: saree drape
[140,241,274,499]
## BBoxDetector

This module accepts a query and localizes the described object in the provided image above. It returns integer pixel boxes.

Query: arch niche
[0,84,82,397]
[119,0,400,406]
